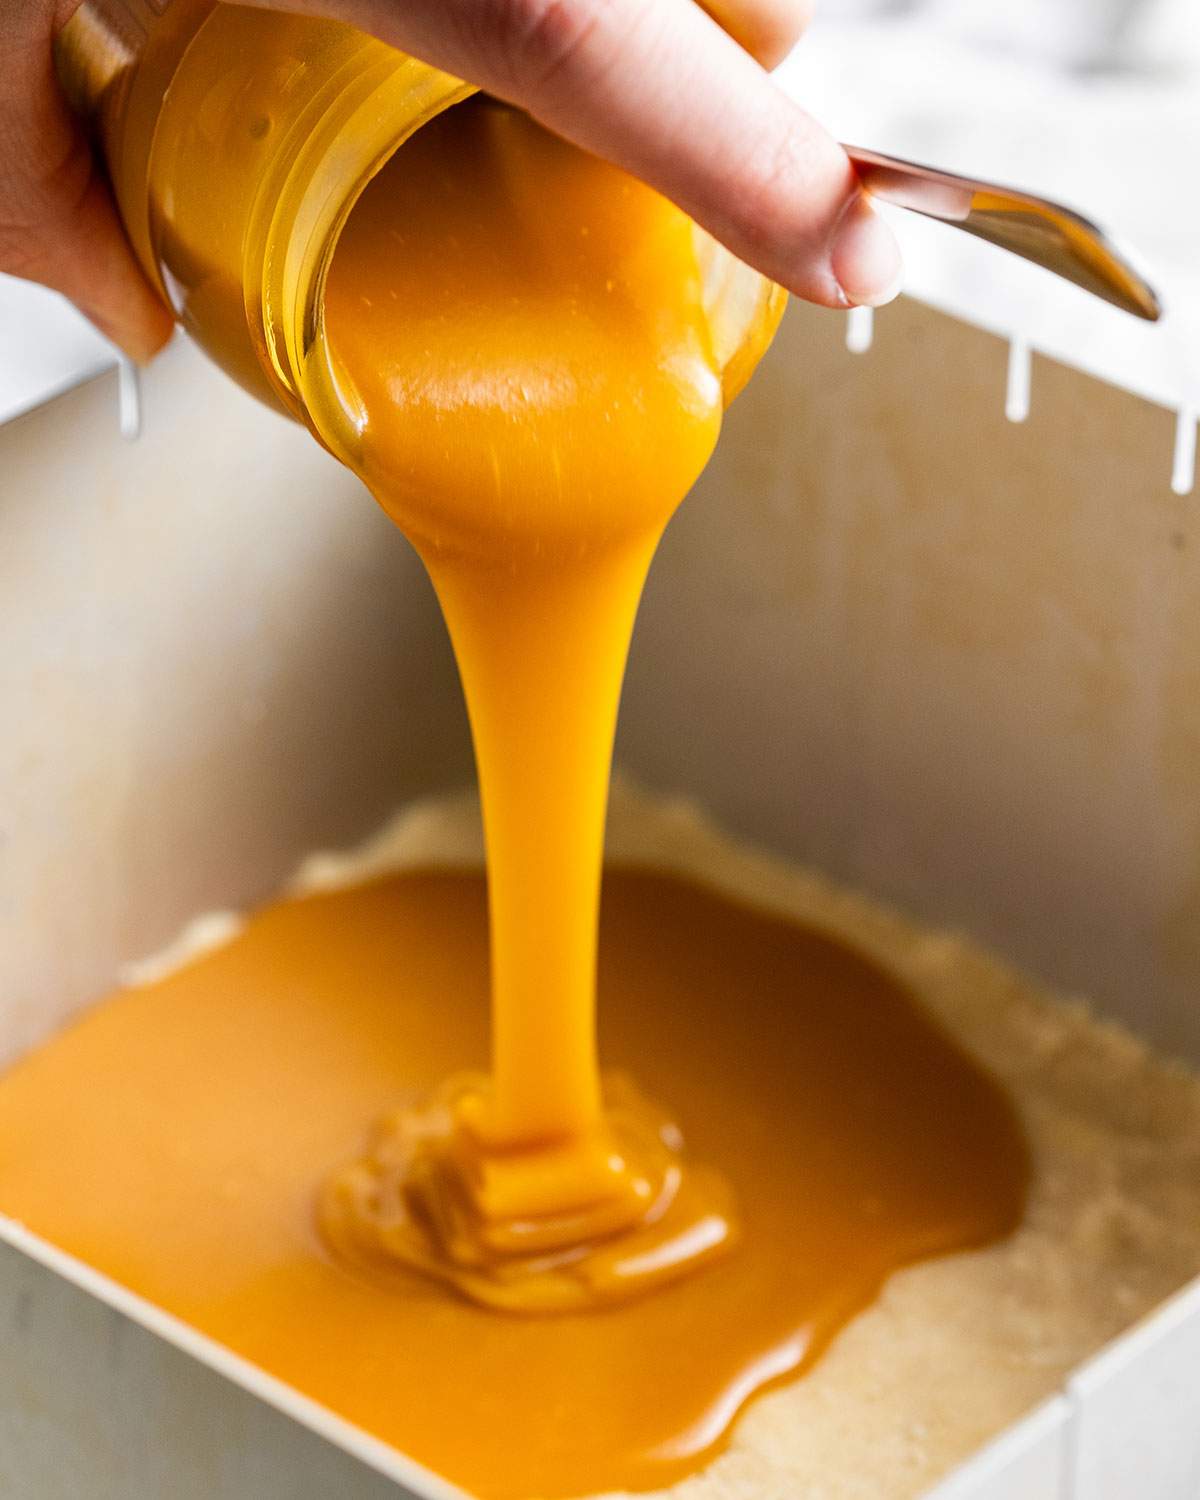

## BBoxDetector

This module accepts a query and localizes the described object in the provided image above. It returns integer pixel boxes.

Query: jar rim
[256,54,476,453]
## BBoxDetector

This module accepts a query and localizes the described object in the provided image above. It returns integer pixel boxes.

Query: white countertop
[0,274,115,429]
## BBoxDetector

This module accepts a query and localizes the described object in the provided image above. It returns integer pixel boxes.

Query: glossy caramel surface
[0,868,1026,1497]
[320,99,773,1303]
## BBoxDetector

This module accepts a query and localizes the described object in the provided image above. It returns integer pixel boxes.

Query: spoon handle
[845,145,1162,322]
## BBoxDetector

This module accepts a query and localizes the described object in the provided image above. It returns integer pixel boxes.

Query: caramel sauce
[0,868,1026,1497]
[317,98,765,1309]
[0,95,1028,1497]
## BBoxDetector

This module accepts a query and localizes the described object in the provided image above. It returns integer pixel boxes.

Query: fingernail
[831,195,903,309]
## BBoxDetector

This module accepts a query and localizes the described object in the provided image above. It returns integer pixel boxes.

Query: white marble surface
[0,274,116,428]
[778,12,1200,416]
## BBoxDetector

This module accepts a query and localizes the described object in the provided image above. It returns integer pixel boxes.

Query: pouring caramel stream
[318,98,756,1310]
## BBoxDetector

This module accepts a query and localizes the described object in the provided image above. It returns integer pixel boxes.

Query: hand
[0,0,902,362]
[0,0,176,358]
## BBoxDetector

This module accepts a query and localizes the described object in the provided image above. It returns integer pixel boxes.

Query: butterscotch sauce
[0,95,1030,1499]
[0,865,1026,1497]
[317,98,763,1309]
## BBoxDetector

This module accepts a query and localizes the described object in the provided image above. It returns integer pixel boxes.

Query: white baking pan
[0,292,1197,1499]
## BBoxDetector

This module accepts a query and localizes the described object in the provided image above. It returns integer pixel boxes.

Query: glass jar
[55,0,784,465]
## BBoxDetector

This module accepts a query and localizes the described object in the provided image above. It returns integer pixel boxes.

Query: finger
[696,0,815,70]
[249,0,901,310]
[0,10,173,361]
[19,150,176,361]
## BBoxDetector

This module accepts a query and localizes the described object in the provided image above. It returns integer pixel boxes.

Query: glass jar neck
[58,3,782,444]
[270,63,476,457]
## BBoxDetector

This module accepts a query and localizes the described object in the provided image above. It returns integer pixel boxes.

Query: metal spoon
[846,145,1162,321]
